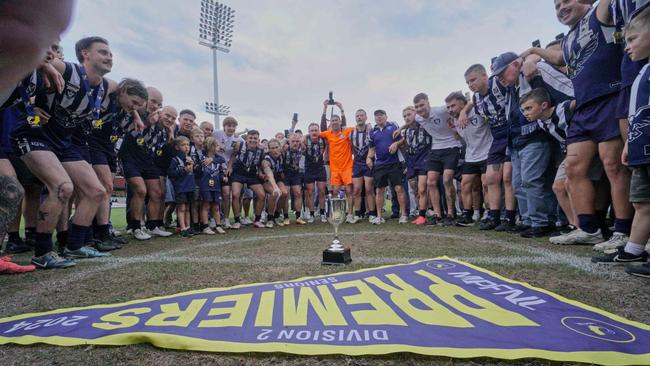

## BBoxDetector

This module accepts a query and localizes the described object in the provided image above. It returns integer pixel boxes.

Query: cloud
[61,0,565,135]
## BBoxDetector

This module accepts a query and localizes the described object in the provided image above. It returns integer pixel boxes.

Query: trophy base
[321,247,352,265]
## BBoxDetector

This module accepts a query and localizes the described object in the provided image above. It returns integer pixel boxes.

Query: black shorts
[304,165,327,184]
[426,147,460,173]
[487,138,509,165]
[462,160,487,175]
[374,163,403,189]
[284,171,304,186]
[90,148,117,173]
[175,191,194,204]
[231,169,263,186]
[9,156,41,186]
[122,160,160,180]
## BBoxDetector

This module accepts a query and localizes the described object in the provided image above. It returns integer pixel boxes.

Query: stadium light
[199,0,235,130]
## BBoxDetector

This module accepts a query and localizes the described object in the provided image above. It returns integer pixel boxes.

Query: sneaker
[520,226,553,238]
[132,228,151,241]
[626,262,650,278]
[550,228,604,245]
[275,217,285,227]
[455,217,475,227]
[0,256,36,274]
[126,228,133,235]
[346,215,360,224]
[180,228,193,237]
[5,238,33,254]
[283,218,291,226]
[295,217,307,225]
[591,246,648,264]
[472,212,481,221]
[494,221,518,232]
[442,217,456,227]
[215,226,226,234]
[209,218,217,229]
[426,209,435,217]
[390,212,400,219]
[241,217,253,225]
[320,214,328,223]
[261,211,268,222]
[231,222,241,230]
[253,221,265,228]
[345,214,354,223]
[368,215,377,223]
[508,223,530,233]
[63,246,111,259]
[265,220,274,228]
[202,227,216,235]
[480,219,500,231]
[111,234,129,245]
[370,216,382,225]
[151,227,173,237]
[426,216,440,226]
[306,214,314,224]
[398,215,408,224]
[593,232,629,252]
[89,239,119,252]
[223,219,232,229]
[31,252,76,269]
[411,216,427,225]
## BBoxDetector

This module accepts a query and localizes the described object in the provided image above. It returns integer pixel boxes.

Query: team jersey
[199,155,226,193]
[319,127,354,171]
[349,126,371,162]
[263,152,284,177]
[283,147,305,174]
[15,62,111,150]
[612,0,650,85]
[168,152,195,194]
[89,94,134,155]
[1,71,42,153]
[233,141,264,175]
[456,109,493,163]
[304,136,326,168]
[473,76,508,140]
[562,7,623,108]
[628,64,650,166]
[403,123,432,156]
[214,130,244,162]
[537,100,574,153]
[118,129,153,166]
[147,124,174,172]
[415,106,460,150]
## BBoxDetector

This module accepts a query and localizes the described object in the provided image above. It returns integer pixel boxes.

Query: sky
[60,0,566,137]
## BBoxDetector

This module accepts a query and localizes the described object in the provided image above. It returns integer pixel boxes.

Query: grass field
[1,212,649,365]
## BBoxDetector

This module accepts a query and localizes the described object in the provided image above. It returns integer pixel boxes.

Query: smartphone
[292,113,298,122]
[532,39,541,48]
[284,129,289,138]
[328,91,335,105]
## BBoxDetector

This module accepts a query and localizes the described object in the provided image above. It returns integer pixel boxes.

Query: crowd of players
[0,1,649,279]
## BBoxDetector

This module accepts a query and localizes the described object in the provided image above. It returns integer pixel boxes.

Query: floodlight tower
[205,102,230,117]
[199,0,235,130]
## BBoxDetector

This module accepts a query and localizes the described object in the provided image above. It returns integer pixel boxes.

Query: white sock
[624,242,646,256]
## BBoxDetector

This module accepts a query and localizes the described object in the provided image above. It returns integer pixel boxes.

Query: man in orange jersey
[319,99,355,221]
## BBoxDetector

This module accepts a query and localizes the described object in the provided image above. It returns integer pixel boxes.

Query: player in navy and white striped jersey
[400,106,431,225]
[349,109,376,223]
[10,36,119,268]
[525,0,634,250]
[260,138,287,228]
[461,64,517,231]
[304,123,328,223]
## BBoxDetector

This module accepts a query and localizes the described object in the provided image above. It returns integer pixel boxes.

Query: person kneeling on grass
[168,136,195,237]
[199,137,227,235]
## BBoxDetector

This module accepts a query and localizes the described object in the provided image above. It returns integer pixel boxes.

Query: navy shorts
[284,171,303,186]
[487,138,509,165]
[74,143,91,164]
[122,160,159,180]
[567,93,621,144]
[0,150,7,159]
[462,160,487,175]
[304,165,327,184]
[12,136,83,162]
[9,156,40,186]
[616,86,631,120]
[427,147,460,173]
[232,170,263,186]
[90,148,117,172]
[352,160,373,178]
[406,156,427,179]
[200,190,222,203]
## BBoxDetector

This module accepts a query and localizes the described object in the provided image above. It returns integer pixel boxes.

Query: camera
[532,39,541,48]
[328,91,336,105]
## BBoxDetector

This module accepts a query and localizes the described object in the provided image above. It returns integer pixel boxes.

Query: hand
[33,107,51,124]
[447,118,455,129]
[366,157,374,169]
[226,167,232,177]
[457,110,469,129]
[135,118,145,132]
[41,63,64,94]
[388,142,399,154]
[520,47,537,59]
[202,157,213,166]
[147,110,160,125]
[392,129,401,139]
[621,141,629,166]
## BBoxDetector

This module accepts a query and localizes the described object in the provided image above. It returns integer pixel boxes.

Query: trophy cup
[322,194,352,265]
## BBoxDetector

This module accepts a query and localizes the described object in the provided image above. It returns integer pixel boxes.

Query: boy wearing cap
[493,50,574,237]
[523,0,633,249]
[366,110,408,224]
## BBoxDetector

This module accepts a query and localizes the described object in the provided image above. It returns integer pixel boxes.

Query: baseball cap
[491,52,519,76]
[373,109,386,116]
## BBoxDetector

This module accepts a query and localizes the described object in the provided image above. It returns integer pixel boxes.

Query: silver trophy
[322,194,351,265]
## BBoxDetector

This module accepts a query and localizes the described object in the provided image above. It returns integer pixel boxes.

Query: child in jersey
[167,136,195,237]
[189,127,205,233]
[199,137,227,234]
